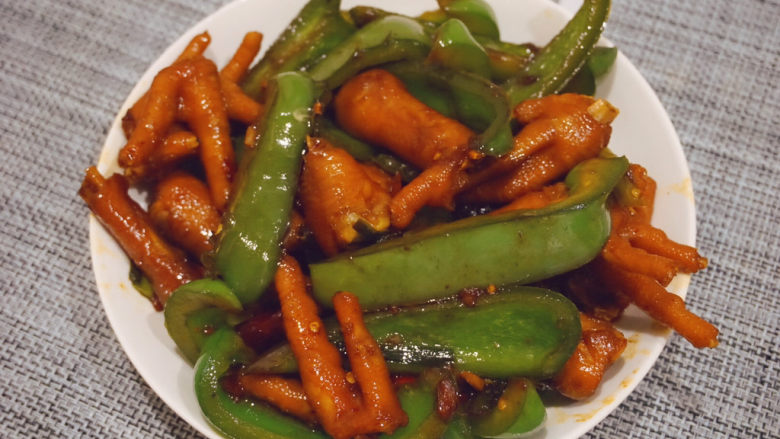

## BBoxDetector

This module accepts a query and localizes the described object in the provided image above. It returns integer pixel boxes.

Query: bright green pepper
[428,19,492,78]
[385,61,513,156]
[380,369,450,438]
[249,286,580,379]
[504,0,611,106]
[437,0,500,40]
[308,15,431,83]
[469,379,546,438]
[195,328,328,439]
[164,279,243,363]
[309,156,628,310]
[214,72,319,305]
[475,37,536,82]
[241,0,354,100]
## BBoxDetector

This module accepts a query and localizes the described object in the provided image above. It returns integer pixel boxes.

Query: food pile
[80,0,719,437]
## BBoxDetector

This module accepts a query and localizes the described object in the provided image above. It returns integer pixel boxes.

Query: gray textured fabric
[1,0,777,437]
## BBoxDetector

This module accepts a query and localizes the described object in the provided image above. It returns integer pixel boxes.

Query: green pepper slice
[164,279,243,363]
[309,156,628,310]
[428,19,492,78]
[469,379,546,438]
[215,72,319,305]
[195,328,328,439]
[504,0,611,106]
[241,0,354,100]
[380,369,450,438]
[438,0,500,40]
[249,285,580,379]
[308,15,431,83]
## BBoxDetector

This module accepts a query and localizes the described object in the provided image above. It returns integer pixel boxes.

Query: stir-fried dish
[80,0,719,437]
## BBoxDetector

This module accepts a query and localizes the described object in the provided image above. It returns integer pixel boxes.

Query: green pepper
[428,19,491,78]
[437,0,500,40]
[385,61,513,156]
[562,46,619,95]
[195,328,328,439]
[469,379,546,438]
[443,416,473,439]
[347,5,531,82]
[315,118,420,183]
[241,0,354,100]
[380,369,450,438]
[504,0,611,106]
[163,279,243,363]
[249,286,580,378]
[319,38,431,91]
[475,37,536,82]
[214,72,319,305]
[309,156,628,309]
[308,15,431,83]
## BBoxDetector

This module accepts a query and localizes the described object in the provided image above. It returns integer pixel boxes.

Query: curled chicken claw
[275,255,407,439]
[463,93,618,204]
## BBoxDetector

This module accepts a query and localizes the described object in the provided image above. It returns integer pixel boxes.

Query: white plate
[90,0,697,437]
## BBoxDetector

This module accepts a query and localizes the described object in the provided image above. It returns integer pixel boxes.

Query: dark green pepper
[309,156,628,310]
[215,72,319,304]
[308,15,431,83]
[437,0,500,40]
[380,369,450,438]
[249,286,581,379]
[241,0,354,100]
[385,61,513,156]
[562,46,619,95]
[164,279,243,363]
[346,5,533,82]
[469,378,546,437]
[428,19,492,78]
[195,328,328,439]
[504,0,611,106]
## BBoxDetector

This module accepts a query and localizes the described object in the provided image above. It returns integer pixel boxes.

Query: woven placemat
[1,0,777,437]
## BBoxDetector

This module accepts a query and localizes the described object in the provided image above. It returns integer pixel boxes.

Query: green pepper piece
[348,6,443,31]
[385,61,513,156]
[241,0,354,100]
[443,416,474,439]
[164,279,243,363]
[438,0,500,40]
[310,156,628,309]
[469,379,546,438]
[475,37,536,82]
[308,15,431,83]
[429,19,492,78]
[128,262,155,302]
[588,46,618,78]
[380,369,450,438]
[315,118,420,183]
[561,46,618,95]
[215,72,319,305]
[504,0,611,106]
[561,65,596,96]
[320,38,431,90]
[250,286,581,379]
[195,328,328,439]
